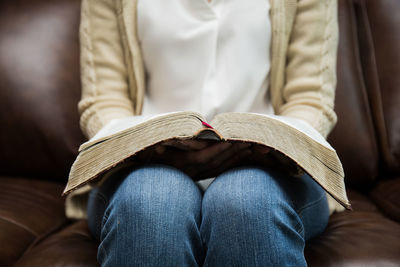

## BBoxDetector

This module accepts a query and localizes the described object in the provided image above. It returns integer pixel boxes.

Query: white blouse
[138,0,274,121]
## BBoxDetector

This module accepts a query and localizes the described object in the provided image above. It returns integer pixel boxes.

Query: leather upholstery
[0,0,399,266]
[370,177,400,222]
[14,221,99,267]
[0,178,67,266]
[361,0,400,173]
[328,0,379,189]
[305,189,400,265]
[0,0,85,182]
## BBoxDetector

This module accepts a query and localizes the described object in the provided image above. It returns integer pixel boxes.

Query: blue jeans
[87,164,329,266]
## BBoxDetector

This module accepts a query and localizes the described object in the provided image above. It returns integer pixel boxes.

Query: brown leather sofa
[1,0,399,266]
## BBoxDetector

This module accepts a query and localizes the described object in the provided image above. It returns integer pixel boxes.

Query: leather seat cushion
[0,177,67,266]
[14,220,99,267]
[370,177,400,223]
[305,189,400,266]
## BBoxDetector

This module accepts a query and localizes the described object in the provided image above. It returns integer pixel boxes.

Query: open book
[64,111,350,209]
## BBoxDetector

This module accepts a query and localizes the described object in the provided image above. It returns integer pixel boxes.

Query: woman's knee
[203,166,285,219]
[106,164,202,220]
[202,166,329,239]
[201,167,308,266]
[98,165,203,265]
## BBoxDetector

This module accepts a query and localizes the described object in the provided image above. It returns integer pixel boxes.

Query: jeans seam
[101,211,110,233]
[98,242,109,263]
[96,192,109,240]
[293,220,305,237]
[292,194,326,237]
[296,193,326,217]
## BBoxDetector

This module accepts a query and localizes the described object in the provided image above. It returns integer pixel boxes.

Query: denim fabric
[87,164,329,266]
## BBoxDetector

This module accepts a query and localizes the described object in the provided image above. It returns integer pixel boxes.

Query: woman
[68,0,344,265]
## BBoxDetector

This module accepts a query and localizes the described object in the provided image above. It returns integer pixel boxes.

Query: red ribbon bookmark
[201,121,214,129]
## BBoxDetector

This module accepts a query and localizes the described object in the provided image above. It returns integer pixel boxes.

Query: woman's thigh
[87,164,203,240]
[202,165,329,241]
[200,166,329,266]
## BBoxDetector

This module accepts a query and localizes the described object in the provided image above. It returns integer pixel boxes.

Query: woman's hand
[137,139,260,179]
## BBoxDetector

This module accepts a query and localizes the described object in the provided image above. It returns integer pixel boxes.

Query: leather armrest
[370,177,400,223]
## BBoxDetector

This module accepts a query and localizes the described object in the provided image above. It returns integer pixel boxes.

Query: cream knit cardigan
[67,0,343,219]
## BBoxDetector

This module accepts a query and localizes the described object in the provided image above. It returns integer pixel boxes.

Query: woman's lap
[87,164,329,266]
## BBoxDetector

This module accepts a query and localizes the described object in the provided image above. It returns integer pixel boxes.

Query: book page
[212,112,333,149]
[92,115,159,141]
[79,111,204,152]
[261,114,333,149]
[207,112,350,209]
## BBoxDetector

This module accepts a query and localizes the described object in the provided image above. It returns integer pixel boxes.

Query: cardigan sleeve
[79,0,135,139]
[278,0,339,138]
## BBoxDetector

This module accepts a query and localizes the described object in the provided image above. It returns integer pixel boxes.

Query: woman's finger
[252,144,271,155]
[206,142,251,169]
[188,142,232,164]
[185,142,251,178]
[195,148,252,179]
[162,139,210,151]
